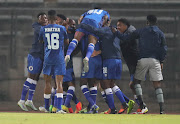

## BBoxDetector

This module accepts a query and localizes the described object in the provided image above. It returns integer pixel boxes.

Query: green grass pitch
[0,112,179,124]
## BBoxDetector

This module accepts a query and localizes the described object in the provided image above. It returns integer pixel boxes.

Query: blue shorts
[63,68,75,82]
[102,59,122,80]
[81,55,102,79]
[43,63,66,76]
[27,54,43,74]
[76,19,99,39]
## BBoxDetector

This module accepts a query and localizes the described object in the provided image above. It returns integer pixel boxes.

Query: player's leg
[65,31,84,65]
[110,81,128,114]
[153,81,164,114]
[63,81,75,113]
[18,54,42,111]
[55,75,65,113]
[39,74,51,112]
[149,58,164,114]
[101,80,117,114]
[83,35,98,72]
[25,73,41,111]
[88,79,98,106]
[80,78,99,113]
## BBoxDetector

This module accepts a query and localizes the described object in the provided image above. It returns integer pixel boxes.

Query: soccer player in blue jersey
[38,10,69,113]
[79,19,130,114]
[17,12,47,111]
[61,19,82,113]
[112,15,167,114]
[77,36,102,114]
[65,7,110,72]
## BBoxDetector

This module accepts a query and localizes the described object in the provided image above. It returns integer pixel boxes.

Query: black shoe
[110,108,117,114]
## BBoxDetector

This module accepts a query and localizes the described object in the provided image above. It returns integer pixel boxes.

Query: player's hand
[91,50,101,57]
[160,63,163,70]
[65,55,70,67]
[111,26,117,33]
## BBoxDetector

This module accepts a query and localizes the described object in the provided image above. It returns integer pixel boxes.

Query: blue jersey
[39,24,68,65]
[29,22,44,60]
[78,24,121,60]
[82,9,110,28]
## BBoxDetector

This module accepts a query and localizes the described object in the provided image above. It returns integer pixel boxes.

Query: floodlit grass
[0,112,179,124]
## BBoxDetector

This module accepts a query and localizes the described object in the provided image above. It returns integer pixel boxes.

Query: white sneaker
[17,100,28,111]
[39,106,49,113]
[25,100,37,111]
[138,107,148,114]
[65,55,70,67]
[83,57,89,72]
[56,109,66,114]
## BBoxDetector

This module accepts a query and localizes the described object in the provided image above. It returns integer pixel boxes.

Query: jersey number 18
[45,33,59,50]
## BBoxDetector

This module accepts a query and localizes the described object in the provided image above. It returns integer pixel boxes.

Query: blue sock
[20,79,31,100]
[51,88,56,105]
[54,92,57,108]
[64,86,75,107]
[62,91,67,105]
[66,39,78,56]
[56,93,63,110]
[44,94,51,110]
[28,83,37,101]
[90,86,97,104]
[105,88,115,109]
[85,43,95,59]
[122,92,129,103]
[72,94,79,104]
[81,85,95,107]
[112,86,126,104]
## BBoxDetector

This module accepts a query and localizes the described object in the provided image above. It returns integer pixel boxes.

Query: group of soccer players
[17,6,167,114]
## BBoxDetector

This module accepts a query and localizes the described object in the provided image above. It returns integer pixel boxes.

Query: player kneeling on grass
[38,10,69,113]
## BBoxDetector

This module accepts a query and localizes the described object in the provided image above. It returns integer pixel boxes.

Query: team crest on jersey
[29,66,33,71]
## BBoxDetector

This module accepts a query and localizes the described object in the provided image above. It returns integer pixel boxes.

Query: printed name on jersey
[45,28,60,32]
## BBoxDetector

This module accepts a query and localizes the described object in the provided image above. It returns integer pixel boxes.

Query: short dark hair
[147,15,157,25]
[57,14,66,20]
[37,12,46,18]
[92,3,102,9]
[118,18,130,27]
[48,10,56,17]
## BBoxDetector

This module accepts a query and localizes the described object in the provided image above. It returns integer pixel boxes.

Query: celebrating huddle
[17,7,167,114]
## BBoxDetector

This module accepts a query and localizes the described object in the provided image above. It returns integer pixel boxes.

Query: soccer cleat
[160,111,165,114]
[104,108,117,114]
[49,105,53,113]
[91,104,99,112]
[25,100,37,111]
[127,100,135,114]
[52,107,57,113]
[17,100,28,111]
[62,105,69,113]
[118,103,128,114]
[56,109,66,114]
[75,102,82,113]
[132,106,141,114]
[101,109,110,114]
[83,57,89,72]
[138,106,148,114]
[39,106,49,113]
[78,107,88,113]
[68,108,74,113]
[65,55,70,67]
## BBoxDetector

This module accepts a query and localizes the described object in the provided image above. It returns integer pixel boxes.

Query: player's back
[82,9,110,28]
[40,24,67,65]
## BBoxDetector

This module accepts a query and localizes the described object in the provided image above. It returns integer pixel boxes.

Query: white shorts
[134,58,163,81]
